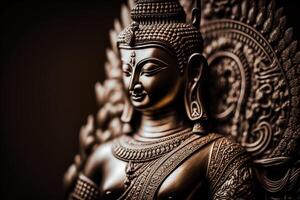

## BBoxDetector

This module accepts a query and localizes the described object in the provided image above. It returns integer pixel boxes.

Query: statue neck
[135,106,191,140]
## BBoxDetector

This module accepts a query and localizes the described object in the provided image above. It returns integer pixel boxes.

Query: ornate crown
[117,0,203,71]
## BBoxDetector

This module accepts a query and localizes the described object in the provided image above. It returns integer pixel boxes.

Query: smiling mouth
[131,93,146,102]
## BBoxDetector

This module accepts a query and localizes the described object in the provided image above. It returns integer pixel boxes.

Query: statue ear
[184,53,208,122]
[121,96,134,134]
[121,96,134,123]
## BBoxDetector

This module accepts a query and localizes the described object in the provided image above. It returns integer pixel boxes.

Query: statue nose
[133,83,143,94]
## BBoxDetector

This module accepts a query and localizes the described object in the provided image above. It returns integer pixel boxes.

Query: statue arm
[67,144,108,200]
[207,137,257,200]
[212,164,256,200]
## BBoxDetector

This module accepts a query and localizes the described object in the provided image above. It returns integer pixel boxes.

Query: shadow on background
[0,0,298,199]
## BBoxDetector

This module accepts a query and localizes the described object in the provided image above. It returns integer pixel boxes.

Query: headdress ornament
[117,0,203,71]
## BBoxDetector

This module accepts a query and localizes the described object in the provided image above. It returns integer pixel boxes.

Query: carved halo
[200,0,300,161]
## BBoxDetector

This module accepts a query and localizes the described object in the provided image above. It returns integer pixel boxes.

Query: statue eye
[122,64,132,77]
[141,62,167,77]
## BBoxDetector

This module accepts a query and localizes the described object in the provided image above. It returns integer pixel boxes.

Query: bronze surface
[64,0,300,199]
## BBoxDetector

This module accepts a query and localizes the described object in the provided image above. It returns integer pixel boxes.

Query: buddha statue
[65,0,257,199]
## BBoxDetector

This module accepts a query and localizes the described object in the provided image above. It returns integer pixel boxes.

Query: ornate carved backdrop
[76,0,300,199]
[198,0,300,198]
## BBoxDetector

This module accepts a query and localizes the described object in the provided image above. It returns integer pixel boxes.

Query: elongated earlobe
[121,97,134,123]
[121,97,134,134]
[184,53,208,122]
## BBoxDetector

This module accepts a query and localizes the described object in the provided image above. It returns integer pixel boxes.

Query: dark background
[0,1,123,199]
[0,1,298,199]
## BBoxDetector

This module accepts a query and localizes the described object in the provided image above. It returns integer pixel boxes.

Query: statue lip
[131,92,146,102]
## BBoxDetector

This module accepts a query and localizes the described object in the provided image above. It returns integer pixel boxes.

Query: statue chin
[129,94,150,110]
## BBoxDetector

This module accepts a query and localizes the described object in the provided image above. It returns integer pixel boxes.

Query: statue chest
[99,134,215,200]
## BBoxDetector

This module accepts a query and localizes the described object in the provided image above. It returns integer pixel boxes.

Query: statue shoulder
[207,135,250,181]
[206,135,256,199]
[82,139,116,184]
[208,136,248,168]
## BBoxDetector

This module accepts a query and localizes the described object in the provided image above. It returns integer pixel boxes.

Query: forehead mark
[130,51,136,67]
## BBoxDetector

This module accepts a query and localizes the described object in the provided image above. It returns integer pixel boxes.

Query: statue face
[120,46,184,112]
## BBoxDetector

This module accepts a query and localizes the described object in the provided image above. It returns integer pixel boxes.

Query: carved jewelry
[71,174,100,200]
[112,128,192,162]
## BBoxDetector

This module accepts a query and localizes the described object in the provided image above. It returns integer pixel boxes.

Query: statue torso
[86,133,219,200]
